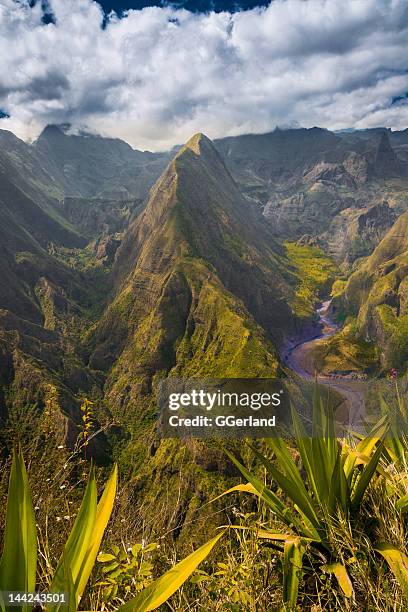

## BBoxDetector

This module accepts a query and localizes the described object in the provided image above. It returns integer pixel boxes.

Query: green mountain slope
[0,148,85,322]
[2,121,407,472]
[333,210,408,370]
[0,129,82,233]
[80,133,304,537]
[0,134,112,459]
[90,133,297,417]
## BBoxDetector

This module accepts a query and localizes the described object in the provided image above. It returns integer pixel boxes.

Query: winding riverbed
[283,300,365,417]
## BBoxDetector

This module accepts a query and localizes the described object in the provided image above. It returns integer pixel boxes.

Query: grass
[0,448,223,611]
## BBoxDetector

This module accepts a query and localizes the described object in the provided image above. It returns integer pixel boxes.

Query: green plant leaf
[379,396,405,465]
[118,532,224,611]
[53,559,77,612]
[328,451,349,514]
[396,493,408,513]
[321,562,353,597]
[291,404,326,506]
[250,444,320,530]
[211,482,259,502]
[97,553,116,563]
[0,448,37,611]
[351,442,383,509]
[131,544,143,557]
[49,467,97,609]
[256,529,313,543]
[223,450,304,533]
[77,464,117,599]
[344,415,387,480]
[282,537,305,610]
[265,438,308,492]
[375,543,408,597]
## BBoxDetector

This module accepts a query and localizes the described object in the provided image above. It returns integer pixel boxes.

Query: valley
[0,123,407,454]
[0,121,407,550]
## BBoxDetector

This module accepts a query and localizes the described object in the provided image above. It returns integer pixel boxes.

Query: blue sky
[1,0,408,149]
[98,1,269,13]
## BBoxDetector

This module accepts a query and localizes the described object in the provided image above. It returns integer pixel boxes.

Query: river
[283,300,365,417]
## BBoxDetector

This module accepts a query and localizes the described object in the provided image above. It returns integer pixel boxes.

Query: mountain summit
[373,131,401,177]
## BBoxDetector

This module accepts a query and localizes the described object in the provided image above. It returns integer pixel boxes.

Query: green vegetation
[95,542,159,601]
[2,387,408,610]
[220,388,408,610]
[285,242,337,317]
[309,317,379,375]
[51,245,108,272]
[173,260,280,378]
[3,122,408,611]
[375,305,408,368]
[331,279,347,298]
[0,449,117,611]
[0,450,222,611]
[328,209,408,373]
[96,135,296,425]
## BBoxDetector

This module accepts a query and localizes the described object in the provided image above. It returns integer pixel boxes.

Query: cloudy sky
[1,0,408,150]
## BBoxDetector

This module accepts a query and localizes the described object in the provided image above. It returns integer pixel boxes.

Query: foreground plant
[0,449,222,612]
[221,390,408,609]
[95,542,159,601]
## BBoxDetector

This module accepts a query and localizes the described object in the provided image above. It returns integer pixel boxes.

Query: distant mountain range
[216,127,408,264]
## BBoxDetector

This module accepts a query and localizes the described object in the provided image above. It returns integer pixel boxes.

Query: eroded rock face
[217,128,408,266]
[61,196,142,239]
[264,182,352,239]
[322,201,397,265]
[343,152,369,185]
[303,161,357,188]
[93,234,122,265]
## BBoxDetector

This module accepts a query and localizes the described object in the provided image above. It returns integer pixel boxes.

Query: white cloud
[0,0,407,150]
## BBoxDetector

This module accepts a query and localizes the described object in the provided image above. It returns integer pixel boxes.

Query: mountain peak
[376,130,393,153]
[374,130,399,177]
[178,132,214,157]
[36,124,69,142]
[173,132,230,184]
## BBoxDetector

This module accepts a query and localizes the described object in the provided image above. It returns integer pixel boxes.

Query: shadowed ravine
[283,300,366,421]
